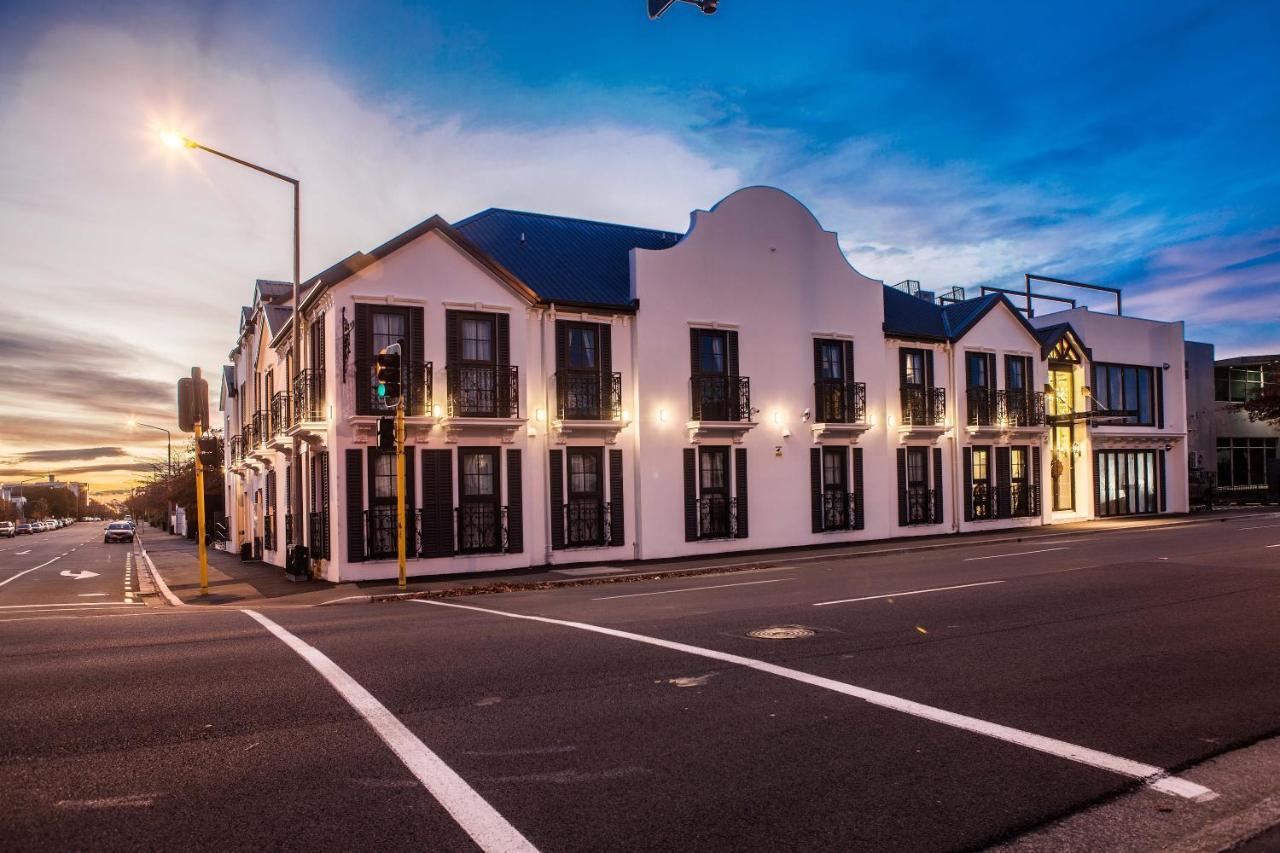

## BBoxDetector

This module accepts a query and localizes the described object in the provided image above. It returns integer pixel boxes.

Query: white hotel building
[220,187,1189,582]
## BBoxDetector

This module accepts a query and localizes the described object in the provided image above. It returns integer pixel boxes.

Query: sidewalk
[136,508,1279,608]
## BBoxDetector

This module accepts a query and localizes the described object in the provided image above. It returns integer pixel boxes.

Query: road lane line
[813,580,1005,607]
[1267,544,1280,549]
[963,547,1067,562]
[0,556,60,588]
[592,578,791,601]
[415,599,1215,802]
[0,601,143,608]
[16,550,31,555]
[242,609,539,852]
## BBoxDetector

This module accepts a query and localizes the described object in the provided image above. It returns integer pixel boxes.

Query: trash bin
[240,542,252,561]
[285,545,310,580]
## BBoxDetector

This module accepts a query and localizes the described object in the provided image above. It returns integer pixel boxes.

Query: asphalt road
[2,513,1279,851]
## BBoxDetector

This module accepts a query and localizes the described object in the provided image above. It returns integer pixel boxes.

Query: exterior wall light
[772,410,781,425]
[867,412,877,426]
[535,407,546,422]
[432,404,443,418]
[887,414,896,427]
[621,409,631,422]
[659,408,668,423]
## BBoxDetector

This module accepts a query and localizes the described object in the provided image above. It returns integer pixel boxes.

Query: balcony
[562,499,611,548]
[694,496,739,541]
[903,487,939,526]
[246,410,271,462]
[687,375,755,444]
[441,365,523,443]
[968,482,998,520]
[552,370,628,443]
[966,387,999,427]
[227,434,243,467]
[268,392,292,451]
[899,386,947,440]
[968,483,1040,521]
[455,504,510,555]
[999,390,1046,429]
[353,359,433,418]
[811,380,870,442]
[819,491,861,532]
[292,368,326,426]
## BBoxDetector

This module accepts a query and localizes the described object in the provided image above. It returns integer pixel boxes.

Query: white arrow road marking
[415,599,1218,803]
[0,556,60,588]
[60,570,101,580]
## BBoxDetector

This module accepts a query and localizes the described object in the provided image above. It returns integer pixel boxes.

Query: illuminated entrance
[1045,335,1080,512]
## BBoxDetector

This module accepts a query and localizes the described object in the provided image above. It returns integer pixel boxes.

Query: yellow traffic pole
[396,399,407,591]
[194,420,209,596]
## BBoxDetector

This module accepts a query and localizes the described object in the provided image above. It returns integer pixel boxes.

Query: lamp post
[162,130,304,570]
[129,419,173,477]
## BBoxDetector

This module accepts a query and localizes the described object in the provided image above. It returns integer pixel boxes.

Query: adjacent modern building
[220,187,1192,582]
[1185,342,1279,496]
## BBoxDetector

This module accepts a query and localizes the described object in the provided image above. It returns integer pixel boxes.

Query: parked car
[16,522,33,535]
[0,521,14,538]
[103,521,136,544]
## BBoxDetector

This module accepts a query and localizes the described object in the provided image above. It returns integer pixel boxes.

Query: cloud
[6,446,128,463]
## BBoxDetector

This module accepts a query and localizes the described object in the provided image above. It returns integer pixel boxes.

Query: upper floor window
[567,327,597,370]
[461,317,494,363]
[698,331,727,374]
[902,349,926,386]
[965,352,992,389]
[1215,365,1268,402]
[818,341,844,380]
[1092,363,1156,426]
[373,310,406,354]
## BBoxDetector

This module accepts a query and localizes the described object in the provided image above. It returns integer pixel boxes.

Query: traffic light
[374,342,402,407]
[377,417,395,451]
[198,435,223,469]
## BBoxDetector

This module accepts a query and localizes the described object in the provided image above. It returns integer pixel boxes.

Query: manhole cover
[747,626,815,640]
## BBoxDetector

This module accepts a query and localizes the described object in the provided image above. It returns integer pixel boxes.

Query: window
[699,332,727,374]
[461,318,494,363]
[1096,450,1159,516]
[368,451,398,558]
[1007,358,1026,391]
[459,449,501,553]
[1010,447,1029,516]
[1215,365,1268,402]
[970,447,992,519]
[1092,363,1156,426]
[567,327,597,370]
[903,350,925,386]
[818,341,844,381]
[821,446,849,531]
[373,310,407,355]
[566,448,604,546]
[699,446,731,538]
[1216,437,1278,487]
[905,446,932,523]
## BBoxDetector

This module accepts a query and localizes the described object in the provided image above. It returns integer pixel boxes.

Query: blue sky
[0,0,1277,492]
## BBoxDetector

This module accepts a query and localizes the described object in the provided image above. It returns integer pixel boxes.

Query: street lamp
[129,419,172,476]
[161,129,304,563]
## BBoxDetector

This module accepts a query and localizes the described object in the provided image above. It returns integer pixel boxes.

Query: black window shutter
[317,312,326,374]
[996,446,1011,518]
[496,313,510,366]
[345,449,364,562]
[420,449,453,558]
[267,470,277,550]
[506,449,523,553]
[932,447,944,523]
[1030,445,1041,515]
[987,353,997,389]
[852,448,865,530]
[727,331,740,378]
[1155,368,1165,429]
[925,349,935,388]
[284,464,291,515]
[445,310,461,367]
[366,449,379,554]
[813,340,825,414]
[1158,450,1167,512]
[963,447,973,521]
[548,449,565,550]
[689,329,700,377]
[608,449,624,546]
[319,451,331,559]
[734,447,748,539]
[404,449,417,557]
[599,323,613,383]
[683,448,698,541]
[354,304,371,415]
[554,320,568,374]
[408,307,425,415]
[897,448,908,526]
[810,447,823,533]
[899,348,910,386]
[843,340,855,379]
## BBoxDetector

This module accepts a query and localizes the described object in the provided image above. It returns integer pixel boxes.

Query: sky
[0,0,1277,497]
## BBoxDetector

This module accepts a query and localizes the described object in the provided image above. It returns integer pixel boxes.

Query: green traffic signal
[377,383,387,398]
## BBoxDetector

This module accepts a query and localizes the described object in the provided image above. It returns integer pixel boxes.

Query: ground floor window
[458,448,503,554]
[1096,450,1160,517]
[566,447,605,546]
[1216,437,1277,488]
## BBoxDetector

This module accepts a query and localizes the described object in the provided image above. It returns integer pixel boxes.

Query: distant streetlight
[129,419,172,476]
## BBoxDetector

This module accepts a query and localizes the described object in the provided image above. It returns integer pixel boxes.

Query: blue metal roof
[453,208,682,308]
[883,288,1037,342]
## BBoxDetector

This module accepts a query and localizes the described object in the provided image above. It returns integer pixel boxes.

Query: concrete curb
[317,509,1278,607]
[134,535,185,608]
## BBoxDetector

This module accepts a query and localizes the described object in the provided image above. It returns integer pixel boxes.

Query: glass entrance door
[1048,366,1075,511]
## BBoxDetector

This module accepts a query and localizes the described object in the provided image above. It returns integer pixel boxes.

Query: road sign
[177,367,210,433]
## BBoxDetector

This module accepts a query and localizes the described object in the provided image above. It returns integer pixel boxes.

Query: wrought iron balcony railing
[292,369,325,424]
[270,392,291,438]
[263,512,275,549]
[999,389,1046,427]
[904,486,938,525]
[308,511,327,559]
[353,359,433,417]
[695,496,739,540]
[250,410,267,448]
[563,499,611,547]
[966,387,999,426]
[456,504,509,555]
[691,375,752,422]
[228,434,242,464]
[969,483,1041,520]
[814,380,867,423]
[284,514,294,548]
[446,365,518,419]
[820,491,859,531]
[968,482,998,520]
[900,386,946,426]
[555,370,622,421]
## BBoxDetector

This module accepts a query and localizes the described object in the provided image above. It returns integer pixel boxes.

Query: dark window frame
[1092,362,1157,426]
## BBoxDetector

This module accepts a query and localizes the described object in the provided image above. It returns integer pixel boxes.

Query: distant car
[16,522,32,535]
[0,521,14,538]
[103,522,135,544]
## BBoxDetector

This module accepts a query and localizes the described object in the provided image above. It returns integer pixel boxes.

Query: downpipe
[947,341,961,534]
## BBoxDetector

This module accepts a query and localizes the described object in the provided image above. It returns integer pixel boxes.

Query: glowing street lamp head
[159,130,193,149]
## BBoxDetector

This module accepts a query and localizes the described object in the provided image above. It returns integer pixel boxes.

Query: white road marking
[1239,524,1280,530]
[592,578,792,601]
[0,613,152,623]
[79,593,108,597]
[242,609,539,852]
[813,580,1005,607]
[0,601,144,609]
[0,556,60,588]
[415,599,1216,802]
[1267,544,1280,549]
[16,550,31,555]
[963,547,1067,562]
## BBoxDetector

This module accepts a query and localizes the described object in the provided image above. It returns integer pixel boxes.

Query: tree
[1239,362,1280,426]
